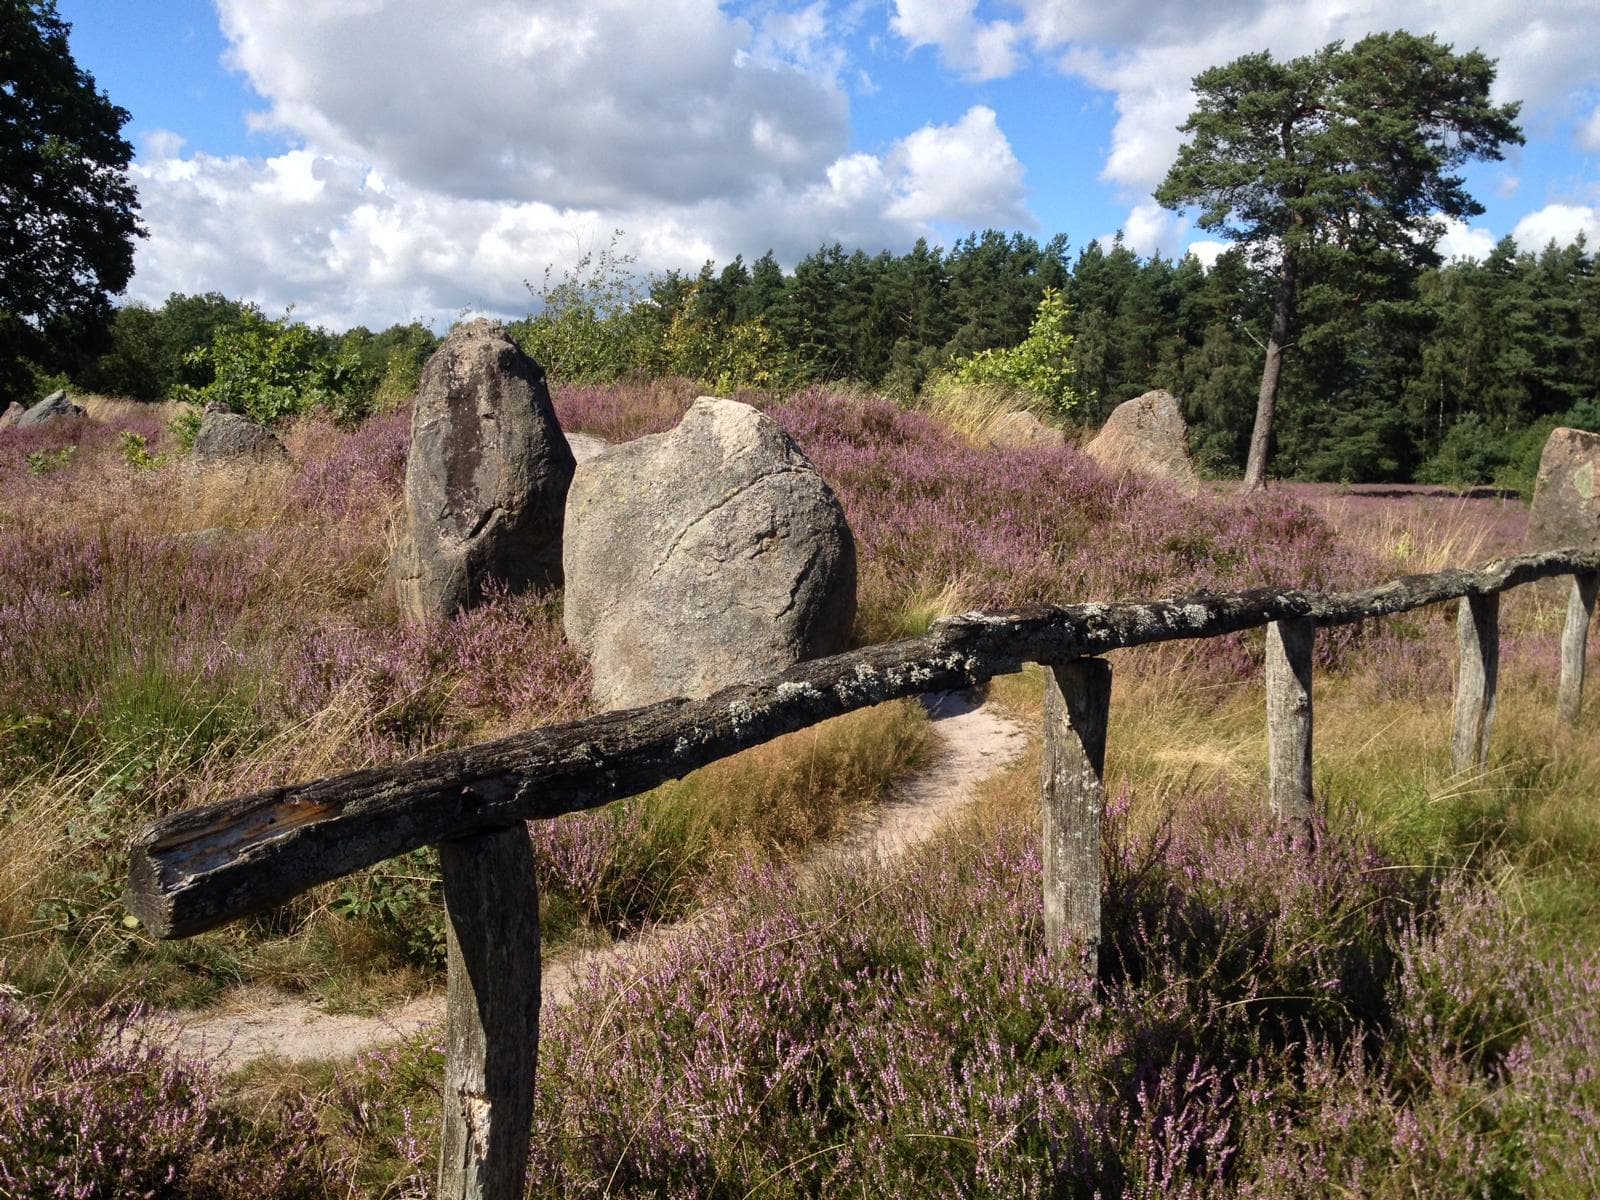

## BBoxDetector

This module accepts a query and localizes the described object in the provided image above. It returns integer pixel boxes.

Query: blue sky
[54,0,1600,331]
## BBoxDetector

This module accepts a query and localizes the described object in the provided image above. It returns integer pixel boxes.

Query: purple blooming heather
[0,990,338,1198]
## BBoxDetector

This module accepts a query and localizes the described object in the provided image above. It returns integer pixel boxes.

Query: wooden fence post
[1265,618,1315,839]
[437,825,541,1200]
[1041,658,1112,961]
[1451,594,1500,773]
[1559,571,1599,728]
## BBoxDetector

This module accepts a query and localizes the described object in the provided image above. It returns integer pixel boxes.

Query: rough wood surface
[1265,618,1315,837]
[1041,660,1111,957]
[1452,594,1500,772]
[126,548,1599,939]
[1559,571,1598,728]
[436,827,540,1200]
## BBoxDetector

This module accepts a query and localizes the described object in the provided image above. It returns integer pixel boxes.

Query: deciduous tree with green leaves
[1,0,142,402]
[1155,31,1522,491]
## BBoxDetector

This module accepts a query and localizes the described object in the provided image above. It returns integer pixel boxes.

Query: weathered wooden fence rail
[124,547,1600,1200]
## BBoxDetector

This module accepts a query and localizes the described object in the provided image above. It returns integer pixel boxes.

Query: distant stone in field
[0,401,22,430]
[1529,426,1600,552]
[988,410,1066,451]
[392,319,575,622]
[1084,389,1199,493]
[190,410,288,467]
[15,389,85,429]
[564,395,856,709]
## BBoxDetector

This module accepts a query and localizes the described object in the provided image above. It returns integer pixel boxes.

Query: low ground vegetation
[1,380,1596,1195]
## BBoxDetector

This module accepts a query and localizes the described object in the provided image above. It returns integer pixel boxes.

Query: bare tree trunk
[1241,252,1298,494]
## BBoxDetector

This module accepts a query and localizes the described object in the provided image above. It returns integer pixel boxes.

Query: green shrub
[332,848,446,970]
[949,287,1083,417]
[510,232,656,383]
[185,310,376,427]
[1416,413,1506,488]
[24,446,76,475]
[119,430,169,470]
[168,402,203,452]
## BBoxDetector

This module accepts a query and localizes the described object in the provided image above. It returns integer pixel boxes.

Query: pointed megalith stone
[1529,426,1600,552]
[563,396,857,710]
[392,320,575,622]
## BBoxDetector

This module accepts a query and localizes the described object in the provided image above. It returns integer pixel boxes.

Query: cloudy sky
[57,0,1600,332]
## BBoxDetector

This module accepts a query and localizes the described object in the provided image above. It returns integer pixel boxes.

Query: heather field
[3,385,1599,1197]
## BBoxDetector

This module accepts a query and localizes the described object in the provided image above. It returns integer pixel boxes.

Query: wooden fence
[125,548,1599,1200]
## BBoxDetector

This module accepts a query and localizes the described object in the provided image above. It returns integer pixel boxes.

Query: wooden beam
[1559,571,1599,728]
[1452,594,1500,773]
[1265,618,1315,838]
[126,548,1599,939]
[436,825,540,1200]
[1041,658,1111,959]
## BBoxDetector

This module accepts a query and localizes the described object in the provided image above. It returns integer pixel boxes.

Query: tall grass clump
[531,701,931,938]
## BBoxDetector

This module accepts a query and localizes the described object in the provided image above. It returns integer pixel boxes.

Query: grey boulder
[392,319,575,622]
[1529,426,1600,552]
[16,390,85,429]
[190,410,288,466]
[563,396,856,709]
[1084,389,1199,492]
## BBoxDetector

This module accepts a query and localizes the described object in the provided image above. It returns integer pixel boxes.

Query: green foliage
[950,287,1082,416]
[24,444,74,474]
[656,283,798,392]
[1156,30,1524,486]
[511,232,654,383]
[332,849,446,971]
[0,0,142,400]
[168,402,203,452]
[185,310,375,427]
[118,430,168,470]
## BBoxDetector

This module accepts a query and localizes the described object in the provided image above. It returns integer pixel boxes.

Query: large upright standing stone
[563,396,856,709]
[1529,427,1600,552]
[392,320,575,622]
[1084,389,1199,493]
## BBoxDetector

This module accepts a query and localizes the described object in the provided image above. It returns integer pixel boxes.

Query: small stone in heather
[988,410,1066,450]
[190,410,289,466]
[1084,389,1199,492]
[563,396,856,709]
[15,390,85,428]
[1529,426,1600,552]
[392,319,575,622]
[0,401,23,430]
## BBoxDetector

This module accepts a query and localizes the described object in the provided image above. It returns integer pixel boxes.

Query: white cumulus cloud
[891,0,1021,81]
[125,3,1036,329]
[891,0,1600,194]
[1184,239,1228,269]
[1511,204,1600,252]
[1115,202,1186,257]
[1436,218,1498,261]
[128,107,1034,330]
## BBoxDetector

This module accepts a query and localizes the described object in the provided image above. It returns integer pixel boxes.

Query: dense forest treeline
[39,228,1600,490]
